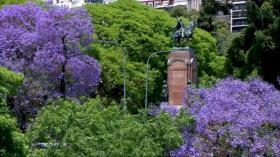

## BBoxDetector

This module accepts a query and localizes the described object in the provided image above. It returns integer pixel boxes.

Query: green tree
[28,98,183,157]
[0,0,42,8]
[0,0,27,8]
[85,0,224,108]
[227,0,280,88]
[88,45,159,111]
[0,67,27,157]
[168,6,199,22]
[198,0,232,32]
[0,67,24,96]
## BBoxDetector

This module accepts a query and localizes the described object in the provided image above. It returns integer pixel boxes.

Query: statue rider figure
[174,18,185,37]
[172,17,196,47]
[187,20,195,38]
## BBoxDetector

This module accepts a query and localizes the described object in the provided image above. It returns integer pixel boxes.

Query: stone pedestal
[167,48,197,105]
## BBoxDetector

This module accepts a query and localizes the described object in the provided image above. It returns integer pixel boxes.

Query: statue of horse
[172,20,195,47]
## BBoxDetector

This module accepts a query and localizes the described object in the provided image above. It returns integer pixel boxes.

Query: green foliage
[86,0,173,61]
[28,98,183,157]
[168,6,199,22]
[212,19,233,55]
[85,0,173,109]
[88,45,159,111]
[198,0,232,32]
[227,0,280,88]
[0,67,27,157]
[0,0,27,8]
[0,0,42,8]
[85,0,223,108]
[190,29,226,78]
[0,115,28,157]
[0,66,24,114]
[169,5,189,18]
[196,11,231,81]
[0,86,9,114]
[198,75,220,88]
[0,67,24,95]
[174,108,196,132]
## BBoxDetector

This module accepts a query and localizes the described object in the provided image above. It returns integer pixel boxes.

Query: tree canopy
[227,0,280,89]
[0,1,280,157]
[85,0,225,108]
[0,67,27,157]
[198,0,232,32]
[0,2,101,129]
[0,0,43,8]
[164,78,280,156]
[28,98,183,157]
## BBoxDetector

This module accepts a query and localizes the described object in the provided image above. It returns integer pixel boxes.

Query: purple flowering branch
[168,78,280,156]
[0,2,101,129]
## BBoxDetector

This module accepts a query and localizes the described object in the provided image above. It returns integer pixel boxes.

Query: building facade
[51,0,85,8]
[46,0,117,7]
[47,0,201,11]
[138,0,201,11]
[186,0,201,11]
[230,0,248,32]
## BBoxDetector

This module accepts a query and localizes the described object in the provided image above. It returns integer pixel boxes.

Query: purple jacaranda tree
[0,2,101,129]
[169,78,280,156]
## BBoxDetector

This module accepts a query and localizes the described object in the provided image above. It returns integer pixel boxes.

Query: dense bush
[0,66,24,115]
[0,0,42,8]
[0,67,28,157]
[0,67,24,96]
[28,98,183,157]
[168,78,280,156]
[0,115,28,157]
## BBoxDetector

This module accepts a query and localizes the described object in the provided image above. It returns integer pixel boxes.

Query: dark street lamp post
[145,50,171,109]
[92,40,126,110]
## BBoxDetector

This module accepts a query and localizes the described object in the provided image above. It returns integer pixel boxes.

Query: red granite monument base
[167,48,197,106]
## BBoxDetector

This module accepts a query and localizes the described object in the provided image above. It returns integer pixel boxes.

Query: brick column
[167,48,197,106]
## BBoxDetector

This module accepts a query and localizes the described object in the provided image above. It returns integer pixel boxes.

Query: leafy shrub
[28,98,183,157]
[0,67,27,157]
[0,67,24,95]
[0,115,28,157]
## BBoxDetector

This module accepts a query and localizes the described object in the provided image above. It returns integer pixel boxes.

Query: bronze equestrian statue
[172,18,196,47]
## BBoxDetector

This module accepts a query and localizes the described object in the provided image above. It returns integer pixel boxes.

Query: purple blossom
[148,105,161,117]
[169,78,280,156]
[272,140,280,156]
[160,102,181,118]
[0,2,100,129]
